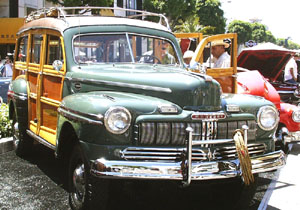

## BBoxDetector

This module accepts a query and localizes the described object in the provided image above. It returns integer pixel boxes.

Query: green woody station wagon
[8,7,285,209]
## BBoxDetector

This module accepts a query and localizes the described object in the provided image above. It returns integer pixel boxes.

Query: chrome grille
[121,147,208,161]
[137,120,256,145]
[121,143,266,162]
[215,143,266,159]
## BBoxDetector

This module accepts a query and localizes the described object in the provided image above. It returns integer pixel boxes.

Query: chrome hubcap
[13,122,20,148]
[73,163,86,203]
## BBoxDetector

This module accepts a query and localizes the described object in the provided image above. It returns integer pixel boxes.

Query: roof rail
[25,7,171,31]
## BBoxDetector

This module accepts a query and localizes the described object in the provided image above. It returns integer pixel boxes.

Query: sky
[221,0,300,44]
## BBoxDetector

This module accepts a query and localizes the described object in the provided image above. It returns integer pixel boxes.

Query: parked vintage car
[237,68,300,149]
[183,34,300,151]
[0,78,10,103]
[237,43,300,105]
[9,7,285,209]
[0,61,11,103]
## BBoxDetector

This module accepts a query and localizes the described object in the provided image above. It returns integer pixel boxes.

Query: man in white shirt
[284,55,298,84]
[206,40,230,68]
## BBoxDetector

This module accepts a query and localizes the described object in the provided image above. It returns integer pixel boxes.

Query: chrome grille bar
[121,143,266,162]
[138,120,256,146]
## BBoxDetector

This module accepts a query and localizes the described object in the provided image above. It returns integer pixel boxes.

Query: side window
[30,34,43,64]
[17,36,28,62]
[46,35,63,65]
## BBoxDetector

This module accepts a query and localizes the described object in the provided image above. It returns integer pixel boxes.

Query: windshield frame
[72,32,182,66]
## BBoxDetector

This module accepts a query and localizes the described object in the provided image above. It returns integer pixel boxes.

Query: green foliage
[195,0,226,34]
[199,25,218,35]
[251,22,266,43]
[276,38,300,49]
[265,31,276,43]
[0,103,12,138]
[227,20,252,45]
[143,0,197,30]
[227,20,279,46]
[174,16,203,33]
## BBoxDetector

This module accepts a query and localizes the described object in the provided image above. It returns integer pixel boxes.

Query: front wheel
[12,112,33,157]
[69,144,110,210]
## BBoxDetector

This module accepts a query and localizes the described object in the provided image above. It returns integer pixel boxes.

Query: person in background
[158,41,175,64]
[3,56,13,77]
[206,40,230,68]
[183,50,194,68]
[284,54,298,84]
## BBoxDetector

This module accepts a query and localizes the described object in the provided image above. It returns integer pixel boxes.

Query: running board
[26,130,56,150]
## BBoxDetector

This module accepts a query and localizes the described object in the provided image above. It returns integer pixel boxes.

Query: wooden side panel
[27,72,38,94]
[41,102,58,130]
[42,75,62,101]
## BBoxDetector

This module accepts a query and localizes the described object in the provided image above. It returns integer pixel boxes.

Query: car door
[27,30,65,146]
[38,32,65,145]
[27,32,43,136]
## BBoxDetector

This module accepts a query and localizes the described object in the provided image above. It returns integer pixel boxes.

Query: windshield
[73,33,180,65]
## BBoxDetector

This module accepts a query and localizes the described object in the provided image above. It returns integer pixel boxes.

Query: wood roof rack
[25,7,171,31]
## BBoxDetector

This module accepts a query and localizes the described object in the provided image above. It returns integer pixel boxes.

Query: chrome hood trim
[65,77,172,93]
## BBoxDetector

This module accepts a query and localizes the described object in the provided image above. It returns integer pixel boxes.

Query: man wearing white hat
[183,50,194,68]
[206,40,230,68]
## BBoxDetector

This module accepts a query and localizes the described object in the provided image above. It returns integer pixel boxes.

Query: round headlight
[292,109,300,123]
[257,106,279,131]
[104,107,131,134]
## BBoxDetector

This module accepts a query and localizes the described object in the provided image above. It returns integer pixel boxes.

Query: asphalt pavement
[0,137,13,154]
[259,142,300,210]
[0,137,299,210]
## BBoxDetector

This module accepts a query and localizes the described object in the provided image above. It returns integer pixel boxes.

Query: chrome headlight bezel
[292,109,300,123]
[257,106,279,131]
[104,106,131,134]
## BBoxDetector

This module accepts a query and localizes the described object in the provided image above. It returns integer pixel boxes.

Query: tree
[174,16,203,33]
[251,22,266,43]
[47,0,113,7]
[276,38,300,49]
[143,0,197,30]
[265,31,276,43]
[227,20,252,45]
[195,0,226,34]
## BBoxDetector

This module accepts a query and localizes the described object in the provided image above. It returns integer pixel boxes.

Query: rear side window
[30,34,43,64]
[17,36,28,62]
[46,35,63,65]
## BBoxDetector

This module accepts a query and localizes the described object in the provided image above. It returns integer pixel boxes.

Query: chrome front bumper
[285,131,300,142]
[90,126,286,185]
[90,150,285,181]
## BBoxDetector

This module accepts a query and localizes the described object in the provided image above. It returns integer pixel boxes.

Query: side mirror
[52,60,63,71]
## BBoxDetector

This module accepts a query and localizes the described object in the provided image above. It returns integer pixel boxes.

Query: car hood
[237,42,295,81]
[67,64,222,111]
[0,77,11,83]
[237,70,281,109]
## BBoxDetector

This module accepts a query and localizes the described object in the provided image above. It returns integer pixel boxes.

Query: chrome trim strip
[277,90,295,94]
[64,77,172,93]
[90,150,286,181]
[192,139,234,145]
[58,107,103,125]
[26,130,56,150]
[11,92,27,101]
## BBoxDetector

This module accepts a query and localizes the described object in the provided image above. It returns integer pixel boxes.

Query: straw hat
[183,50,194,59]
[209,40,230,48]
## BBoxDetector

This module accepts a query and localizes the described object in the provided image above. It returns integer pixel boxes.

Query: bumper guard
[90,126,286,186]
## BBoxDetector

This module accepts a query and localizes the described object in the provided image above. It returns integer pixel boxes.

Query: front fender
[56,91,181,146]
[221,93,278,138]
[279,103,300,132]
[8,76,28,130]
